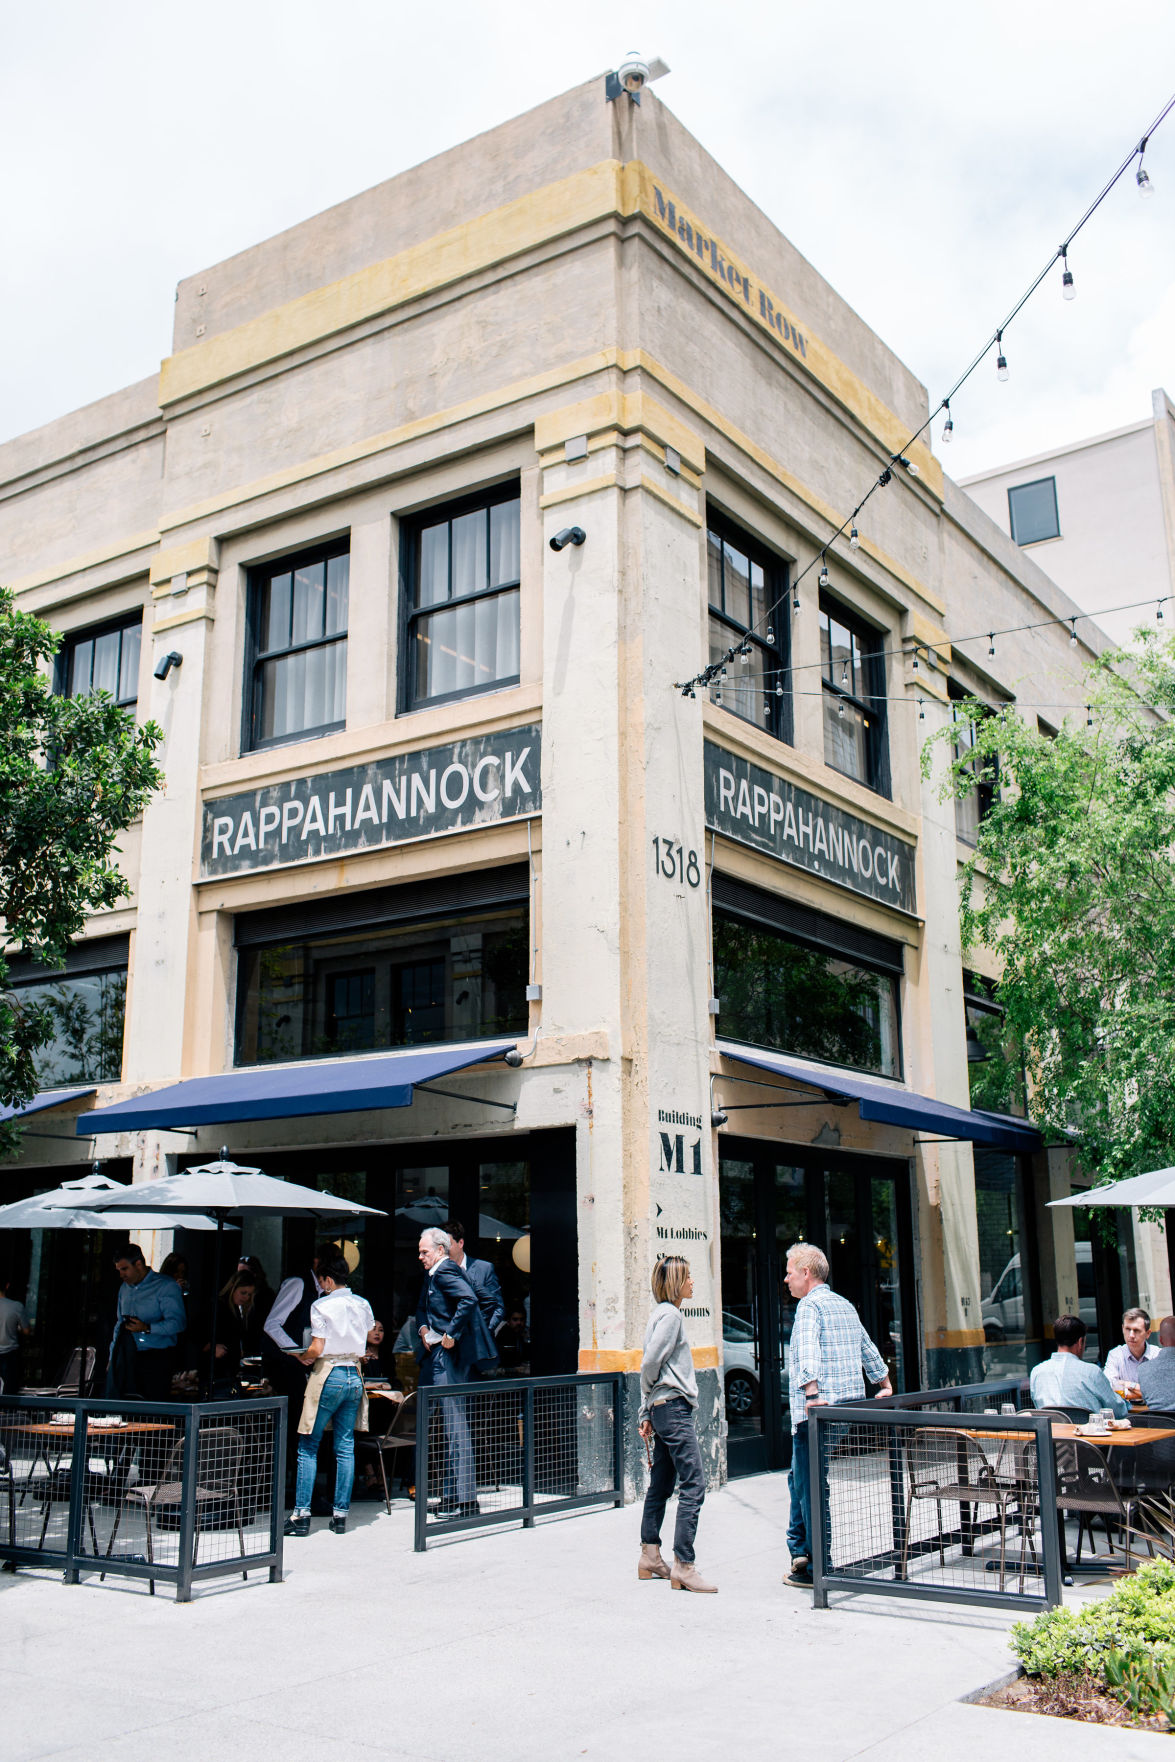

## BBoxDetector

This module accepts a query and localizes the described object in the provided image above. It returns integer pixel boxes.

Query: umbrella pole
[206,1216,224,1399]
[78,1238,92,1396]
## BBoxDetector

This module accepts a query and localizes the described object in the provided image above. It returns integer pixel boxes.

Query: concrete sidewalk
[3,1472,1168,1762]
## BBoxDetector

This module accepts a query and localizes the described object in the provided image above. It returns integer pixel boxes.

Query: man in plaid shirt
[784,1242,891,1588]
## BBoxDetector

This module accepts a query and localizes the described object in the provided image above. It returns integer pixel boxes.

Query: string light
[671,92,1174,704]
[1158,599,1166,622]
[1070,618,1078,646]
[840,660,849,688]
[1086,705,1094,727]
[988,633,996,656]
[911,648,920,671]
[918,699,925,721]
[1061,250,1076,300]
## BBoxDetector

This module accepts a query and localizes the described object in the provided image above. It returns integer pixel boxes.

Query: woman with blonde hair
[637,1255,716,1593]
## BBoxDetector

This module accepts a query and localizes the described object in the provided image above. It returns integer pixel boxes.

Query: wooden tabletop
[1052,1424,1175,1447]
[0,1420,175,1438]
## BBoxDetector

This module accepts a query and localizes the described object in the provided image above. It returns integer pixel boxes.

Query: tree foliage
[925,632,1175,1192]
[0,587,163,1136]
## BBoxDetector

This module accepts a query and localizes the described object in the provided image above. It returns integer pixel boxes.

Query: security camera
[549,527,586,552]
[153,650,183,680]
[617,51,649,94]
[504,1048,525,1067]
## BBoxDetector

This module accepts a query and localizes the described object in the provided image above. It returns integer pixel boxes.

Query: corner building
[4,80,1166,1484]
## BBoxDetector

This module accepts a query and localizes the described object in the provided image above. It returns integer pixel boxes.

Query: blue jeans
[788,1420,811,1560]
[425,1346,475,1508]
[640,1398,705,1564]
[295,1365,363,1514]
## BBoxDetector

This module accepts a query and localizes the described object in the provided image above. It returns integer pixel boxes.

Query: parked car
[722,1310,791,1419]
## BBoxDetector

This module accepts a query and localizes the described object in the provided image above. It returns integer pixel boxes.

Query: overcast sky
[2,1,1173,484]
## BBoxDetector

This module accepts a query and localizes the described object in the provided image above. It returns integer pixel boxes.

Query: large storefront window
[713,899,901,1079]
[976,1149,1043,1379]
[6,937,128,1087]
[234,868,531,1065]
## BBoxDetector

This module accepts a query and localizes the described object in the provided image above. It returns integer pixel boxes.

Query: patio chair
[23,1347,97,1398]
[1053,1435,1172,1568]
[103,1425,246,1595]
[356,1393,417,1514]
[0,1439,13,1546]
[901,1427,1026,1591]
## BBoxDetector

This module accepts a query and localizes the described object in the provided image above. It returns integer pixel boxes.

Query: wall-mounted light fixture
[153,650,183,680]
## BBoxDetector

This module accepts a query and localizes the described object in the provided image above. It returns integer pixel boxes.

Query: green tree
[925,632,1175,1196]
[0,588,163,1147]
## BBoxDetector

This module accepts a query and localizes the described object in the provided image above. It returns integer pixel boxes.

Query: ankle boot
[671,1556,717,1593]
[638,1542,671,1581]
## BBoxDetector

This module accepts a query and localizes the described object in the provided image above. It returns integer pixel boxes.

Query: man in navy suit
[442,1219,505,1340]
[415,1229,497,1516]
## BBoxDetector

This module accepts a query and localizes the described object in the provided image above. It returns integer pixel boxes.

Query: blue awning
[76,1042,518,1135]
[716,1042,1042,1153]
[0,1086,96,1126]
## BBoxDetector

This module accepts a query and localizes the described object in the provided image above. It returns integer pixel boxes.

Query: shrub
[1011,1560,1175,1719]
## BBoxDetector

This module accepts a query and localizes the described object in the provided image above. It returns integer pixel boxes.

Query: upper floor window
[57,615,141,711]
[245,541,349,751]
[7,935,129,1087]
[820,597,889,795]
[401,485,520,712]
[950,684,998,846]
[707,511,790,742]
[1008,476,1060,545]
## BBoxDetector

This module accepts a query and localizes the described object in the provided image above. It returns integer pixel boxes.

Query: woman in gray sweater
[637,1255,716,1592]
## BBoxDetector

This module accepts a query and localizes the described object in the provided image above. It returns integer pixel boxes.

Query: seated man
[1104,1306,1159,1390]
[1030,1313,1129,1418]
[1137,1316,1175,1412]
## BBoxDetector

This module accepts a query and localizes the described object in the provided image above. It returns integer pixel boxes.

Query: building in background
[960,389,1175,648]
[1,77,1168,1483]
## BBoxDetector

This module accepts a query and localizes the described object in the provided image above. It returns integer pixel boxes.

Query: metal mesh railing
[810,1406,1062,1611]
[0,1394,285,1600]
[413,1373,623,1548]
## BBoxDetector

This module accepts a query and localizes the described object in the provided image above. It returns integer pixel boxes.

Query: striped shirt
[788,1283,889,1432]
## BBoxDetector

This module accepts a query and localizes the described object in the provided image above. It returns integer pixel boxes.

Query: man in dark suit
[442,1219,505,1340]
[415,1229,497,1516]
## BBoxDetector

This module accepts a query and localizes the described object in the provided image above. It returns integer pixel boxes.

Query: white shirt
[263,1272,324,1350]
[308,1287,375,1357]
[1104,1340,1159,1385]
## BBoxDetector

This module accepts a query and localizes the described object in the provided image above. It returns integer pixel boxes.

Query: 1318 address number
[652,838,701,888]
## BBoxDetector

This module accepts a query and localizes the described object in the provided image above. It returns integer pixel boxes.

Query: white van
[981,1241,1097,1343]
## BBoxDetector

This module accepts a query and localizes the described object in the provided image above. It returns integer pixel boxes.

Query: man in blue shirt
[108,1244,187,1401]
[1029,1314,1129,1419]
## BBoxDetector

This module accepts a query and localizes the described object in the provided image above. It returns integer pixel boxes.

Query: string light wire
[675,91,1175,701]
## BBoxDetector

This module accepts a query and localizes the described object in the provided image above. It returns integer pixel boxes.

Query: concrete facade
[3,78,1167,1479]
[959,389,1175,649]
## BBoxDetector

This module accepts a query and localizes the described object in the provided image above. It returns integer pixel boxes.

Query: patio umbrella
[54,1157,387,1391]
[0,1173,226,1394]
[1048,1169,1175,1208]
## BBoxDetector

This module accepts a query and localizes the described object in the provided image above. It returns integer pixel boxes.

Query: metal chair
[356,1393,417,1513]
[23,1348,97,1399]
[900,1427,1024,1590]
[1053,1435,1174,1568]
[0,1439,14,1547]
[104,1425,246,1594]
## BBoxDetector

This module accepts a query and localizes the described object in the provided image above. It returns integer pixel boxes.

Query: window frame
[1007,476,1060,546]
[398,480,522,716]
[818,594,890,797]
[8,936,130,1088]
[53,612,142,712]
[242,536,350,754]
[706,507,792,745]
[949,682,999,845]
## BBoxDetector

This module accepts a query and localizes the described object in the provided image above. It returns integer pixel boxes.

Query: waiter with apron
[283,1254,374,1538]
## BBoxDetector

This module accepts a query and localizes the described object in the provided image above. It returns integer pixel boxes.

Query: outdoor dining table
[1,1416,176,1496]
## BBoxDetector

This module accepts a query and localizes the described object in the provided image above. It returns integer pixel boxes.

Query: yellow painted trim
[11,530,159,597]
[534,388,705,473]
[579,1348,642,1373]
[692,1346,719,1370]
[159,161,630,406]
[151,605,215,634]
[538,473,618,510]
[638,473,704,526]
[925,1328,986,1348]
[148,535,219,588]
[158,156,938,505]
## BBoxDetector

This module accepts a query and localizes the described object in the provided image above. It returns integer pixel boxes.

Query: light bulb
[1138,165,1155,198]
[988,633,996,657]
[819,562,830,589]
[1062,265,1075,300]
[838,700,845,720]
[849,524,860,548]
[765,627,774,644]
[775,681,783,698]
[941,412,953,444]
[1086,706,1093,727]
[1159,600,1166,622]
[912,650,919,671]
[739,646,751,665]
[840,660,849,687]
[1069,619,1078,646]
[792,590,800,614]
[918,700,925,721]
[996,353,1009,382]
